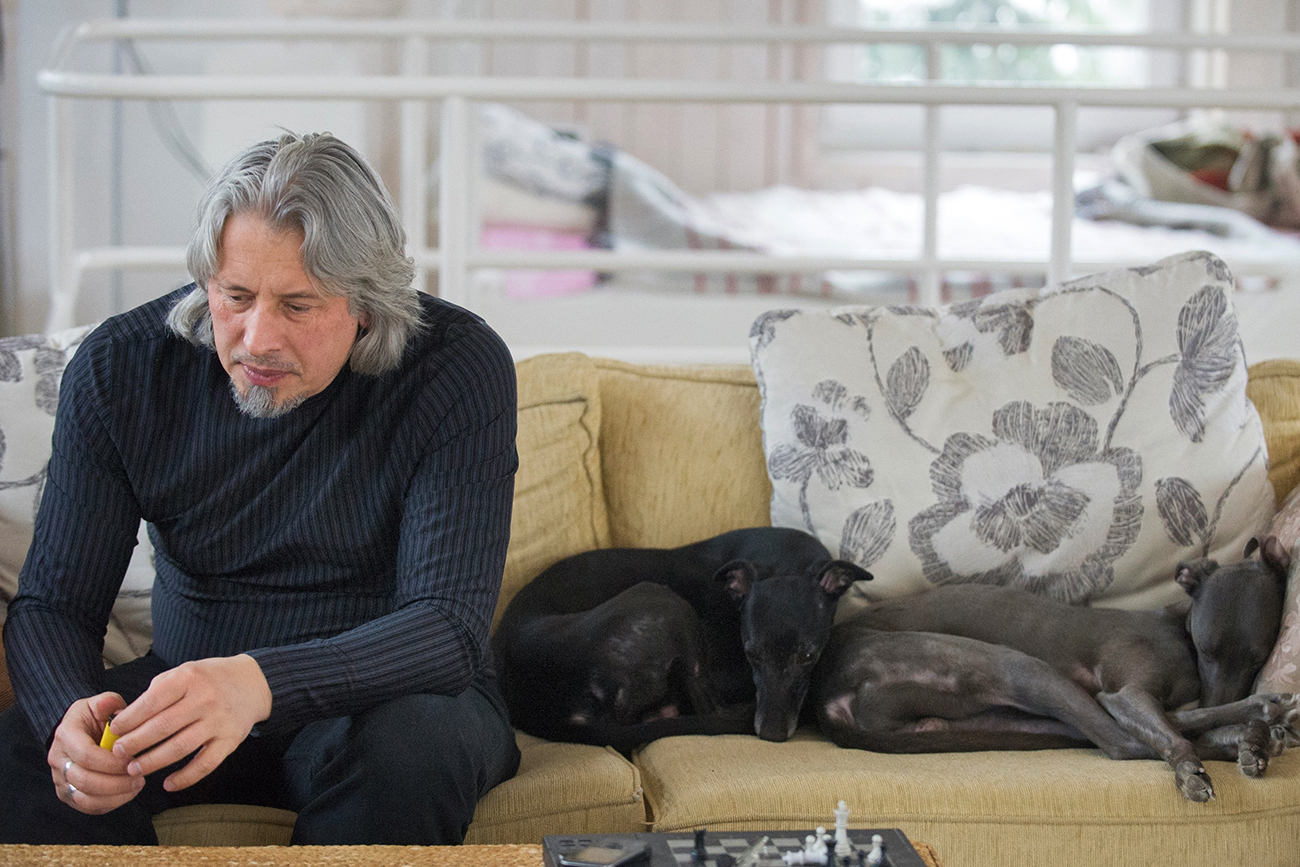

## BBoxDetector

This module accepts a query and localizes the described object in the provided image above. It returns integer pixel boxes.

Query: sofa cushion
[498,353,610,626]
[151,732,647,845]
[465,733,646,843]
[750,251,1275,610]
[0,325,155,666]
[1247,358,1300,505]
[593,359,770,549]
[634,731,1300,867]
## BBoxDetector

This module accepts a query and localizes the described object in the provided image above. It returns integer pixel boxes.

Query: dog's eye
[798,649,817,664]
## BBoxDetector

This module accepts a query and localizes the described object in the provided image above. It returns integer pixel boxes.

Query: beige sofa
[4,351,1300,867]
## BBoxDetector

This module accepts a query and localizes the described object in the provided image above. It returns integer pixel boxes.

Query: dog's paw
[1238,743,1269,777]
[1177,762,1215,803]
[1255,693,1300,727]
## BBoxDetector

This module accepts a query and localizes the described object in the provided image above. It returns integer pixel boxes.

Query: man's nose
[241,303,284,356]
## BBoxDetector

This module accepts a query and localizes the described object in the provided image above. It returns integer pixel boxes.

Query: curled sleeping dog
[810,537,1295,801]
[492,527,870,755]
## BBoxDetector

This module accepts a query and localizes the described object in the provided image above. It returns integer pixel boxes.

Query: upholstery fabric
[498,353,609,626]
[1247,358,1300,505]
[593,359,770,549]
[1256,536,1300,694]
[635,731,1300,867]
[751,252,1275,611]
[0,324,154,667]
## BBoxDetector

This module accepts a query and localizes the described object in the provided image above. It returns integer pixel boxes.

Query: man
[0,132,521,844]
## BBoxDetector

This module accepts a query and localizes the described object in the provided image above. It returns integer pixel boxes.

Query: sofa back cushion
[498,353,611,627]
[593,359,771,549]
[1247,358,1300,505]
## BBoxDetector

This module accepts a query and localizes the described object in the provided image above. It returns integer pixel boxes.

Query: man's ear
[716,560,757,604]
[818,560,871,599]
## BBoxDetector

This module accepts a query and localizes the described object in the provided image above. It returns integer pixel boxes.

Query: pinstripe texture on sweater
[5,286,517,743]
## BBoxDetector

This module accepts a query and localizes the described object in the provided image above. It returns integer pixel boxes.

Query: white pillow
[751,251,1274,611]
[0,324,154,666]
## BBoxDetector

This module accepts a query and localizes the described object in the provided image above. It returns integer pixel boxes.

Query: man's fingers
[163,742,233,793]
[111,668,188,737]
[119,721,205,778]
[63,760,145,799]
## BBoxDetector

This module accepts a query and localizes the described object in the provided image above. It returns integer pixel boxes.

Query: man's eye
[286,305,310,314]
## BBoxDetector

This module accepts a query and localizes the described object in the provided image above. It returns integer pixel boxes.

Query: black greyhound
[811,536,1295,801]
[492,527,870,755]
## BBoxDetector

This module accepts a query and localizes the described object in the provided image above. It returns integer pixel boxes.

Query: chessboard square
[719,839,751,847]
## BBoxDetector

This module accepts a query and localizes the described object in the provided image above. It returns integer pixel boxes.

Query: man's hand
[49,691,142,815]
[109,654,272,793]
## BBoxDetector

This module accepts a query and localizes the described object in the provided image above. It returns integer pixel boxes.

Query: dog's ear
[1259,535,1292,580]
[716,560,757,603]
[1244,536,1261,558]
[1175,558,1216,596]
[818,560,871,598]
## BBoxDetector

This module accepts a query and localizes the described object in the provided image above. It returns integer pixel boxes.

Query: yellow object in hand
[99,716,118,751]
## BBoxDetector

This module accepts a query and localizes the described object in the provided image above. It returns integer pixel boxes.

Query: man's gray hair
[168,131,420,375]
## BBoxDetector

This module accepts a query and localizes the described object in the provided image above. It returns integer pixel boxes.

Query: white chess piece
[833,800,851,858]
[865,834,885,867]
[812,827,828,857]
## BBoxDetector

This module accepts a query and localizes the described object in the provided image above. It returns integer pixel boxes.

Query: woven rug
[0,842,942,867]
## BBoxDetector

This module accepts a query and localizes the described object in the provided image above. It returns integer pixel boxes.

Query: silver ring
[64,759,73,774]
[66,782,77,797]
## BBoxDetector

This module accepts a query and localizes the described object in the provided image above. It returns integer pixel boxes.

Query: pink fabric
[480,225,596,299]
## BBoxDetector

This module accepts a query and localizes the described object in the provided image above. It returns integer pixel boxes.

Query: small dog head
[1177,535,1290,706]
[720,557,872,742]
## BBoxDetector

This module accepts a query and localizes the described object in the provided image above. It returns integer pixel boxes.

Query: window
[822,0,1184,154]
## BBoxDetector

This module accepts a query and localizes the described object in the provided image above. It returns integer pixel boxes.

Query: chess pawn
[865,834,885,867]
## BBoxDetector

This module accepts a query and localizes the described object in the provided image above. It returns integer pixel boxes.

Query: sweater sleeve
[4,336,144,745]
[247,323,518,734]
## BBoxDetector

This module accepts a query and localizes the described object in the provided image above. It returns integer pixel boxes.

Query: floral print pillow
[751,251,1275,611]
[0,324,154,666]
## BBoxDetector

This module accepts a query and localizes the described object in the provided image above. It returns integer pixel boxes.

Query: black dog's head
[1177,535,1290,707]
[719,557,872,742]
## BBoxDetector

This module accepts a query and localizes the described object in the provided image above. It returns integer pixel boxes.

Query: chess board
[543,829,926,867]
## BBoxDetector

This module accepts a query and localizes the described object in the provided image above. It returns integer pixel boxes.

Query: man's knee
[286,683,519,845]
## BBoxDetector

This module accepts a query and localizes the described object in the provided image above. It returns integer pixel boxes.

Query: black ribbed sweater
[5,286,518,744]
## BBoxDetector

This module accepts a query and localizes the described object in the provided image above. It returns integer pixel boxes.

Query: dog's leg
[1168,693,1300,736]
[1095,685,1213,802]
[1186,721,1275,777]
[815,631,1154,759]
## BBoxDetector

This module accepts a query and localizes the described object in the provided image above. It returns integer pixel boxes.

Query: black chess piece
[692,828,709,864]
[715,855,736,867]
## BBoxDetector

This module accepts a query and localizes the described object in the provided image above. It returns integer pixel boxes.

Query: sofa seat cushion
[464,732,645,843]
[634,730,1300,867]
[151,731,645,846]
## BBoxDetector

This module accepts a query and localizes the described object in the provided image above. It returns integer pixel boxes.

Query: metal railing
[38,17,1300,334]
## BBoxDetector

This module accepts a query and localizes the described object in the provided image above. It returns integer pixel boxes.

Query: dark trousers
[0,654,521,845]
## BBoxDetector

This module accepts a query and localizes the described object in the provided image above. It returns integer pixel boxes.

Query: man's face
[207,212,363,418]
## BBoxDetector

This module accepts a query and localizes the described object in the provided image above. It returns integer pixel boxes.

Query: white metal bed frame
[37,18,1300,360]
